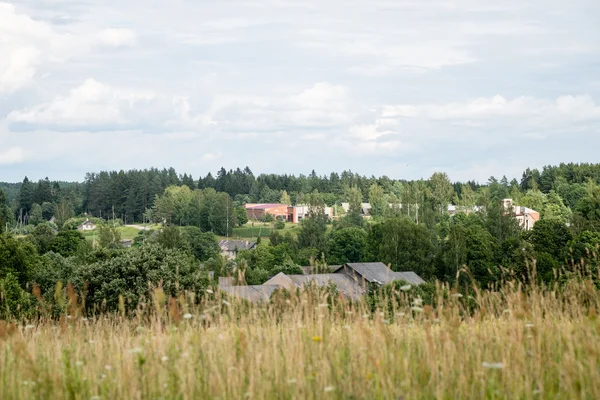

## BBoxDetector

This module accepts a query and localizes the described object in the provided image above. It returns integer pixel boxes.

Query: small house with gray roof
[218,261,425,302]
[219,239,257,259]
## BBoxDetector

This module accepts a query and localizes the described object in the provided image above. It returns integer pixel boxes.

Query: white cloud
[7,78,172,130]
[97,28,137,47]
[383,95,600,122]
[0,147,26,164]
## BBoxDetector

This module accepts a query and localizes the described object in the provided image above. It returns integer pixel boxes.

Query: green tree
[41,202,55,221]
[235,206,248,226]
[327,227,367,264]
[368,183,387,218]
[428,172,454,215]
[368,218,435,278]
[280,190,291,205]
[0,235,40,286]
[297,191,328,254]
[0,190,12,233]
[530,219,572,262]
[29,203,44,225]
[97,224,122,248]
[49,230,86,257]
[181,226,220,261]
[342,186,364,227]
[30,223,56,254]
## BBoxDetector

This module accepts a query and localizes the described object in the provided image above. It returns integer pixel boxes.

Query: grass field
[82,224,161,242]
[1,275,599,399]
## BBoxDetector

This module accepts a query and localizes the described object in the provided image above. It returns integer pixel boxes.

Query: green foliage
[368,218,435,279]
[0,273,35,320]
[531,219,572,261]
[49,230,86,257]
[97,225,122,248]
[327,227,367,265]
[270,258,304,276]
[29,203,44,225]
[235,206,248,226]
[156,226,185,250]
[30,223,57,254]
[0,234,40,287]
[274,219,285,230]
[71,244,208,312]
[181,226,220,261]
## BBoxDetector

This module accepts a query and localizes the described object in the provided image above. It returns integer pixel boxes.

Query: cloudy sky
[1,0,599,183]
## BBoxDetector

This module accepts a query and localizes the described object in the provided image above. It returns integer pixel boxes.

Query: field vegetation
[1,265,599,399]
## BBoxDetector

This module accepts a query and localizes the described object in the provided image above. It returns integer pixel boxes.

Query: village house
[219,239,257,259]
[77,218,96,231]
[244,204,289,221]
[218,262,425,302]
[287,205,334,223]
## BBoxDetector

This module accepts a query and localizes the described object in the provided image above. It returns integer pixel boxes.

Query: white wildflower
[183,313,193,320]
[25,325,35,330]
[287,378,297,384]
[104,365,112,371]
[525,323,534,328]
[222,300,231,306]
[451,293,463,298]
[412,297,423,306]
[482,362,504,369]
[75,361,84,367]
[129,347,143,354]
[324,386,335,392]
[400,285,412,291]
[318,303,328,308]
[206,289,214,294]
[411,306,423,313]
[161,356,169,362]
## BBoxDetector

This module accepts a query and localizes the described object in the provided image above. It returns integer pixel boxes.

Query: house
[120,239,133,248]
[219,239,257,259]
[77,218,96,231]
[341,203,372,218]
[287,205,334,223]
[502,199,540,230]
[218,262,425,302]
[244,204,290,221]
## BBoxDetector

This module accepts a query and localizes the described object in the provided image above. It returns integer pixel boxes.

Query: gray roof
[391,272,426,285]
[219,240,256,251]
[300,265,342,274]
[345,262,405,285]
[220,285,280,302]
[218,276,234,287]
[287,274,366,300]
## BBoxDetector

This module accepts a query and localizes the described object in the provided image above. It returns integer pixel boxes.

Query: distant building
[77,219,96,231]
[120,239,133,248]
[341,203,372,218]
[218,262,425,302]
[244,204,289,221]
[502,199,540,230]
[219,239,257,259]
[448,199,539,230]
[287,205,334,223]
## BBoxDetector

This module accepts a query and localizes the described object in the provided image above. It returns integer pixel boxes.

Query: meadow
[1,270,599,400]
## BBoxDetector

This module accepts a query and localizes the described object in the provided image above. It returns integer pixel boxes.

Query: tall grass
[1,270,599,399]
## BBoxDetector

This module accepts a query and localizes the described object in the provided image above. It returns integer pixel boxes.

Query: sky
[0,0,599,183]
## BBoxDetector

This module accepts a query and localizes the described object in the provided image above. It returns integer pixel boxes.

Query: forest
[0,162,600,318]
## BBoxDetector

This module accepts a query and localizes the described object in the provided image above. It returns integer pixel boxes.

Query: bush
[274,220,285,230]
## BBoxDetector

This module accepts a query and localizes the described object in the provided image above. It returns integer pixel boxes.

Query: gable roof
[287,274,366,300]
[344,262,401,285]
[300,265,342,275]
[391,271,426,285]
[220,285,280,302]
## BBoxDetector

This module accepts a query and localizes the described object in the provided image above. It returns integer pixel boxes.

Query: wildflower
[25,325,35,330]
[324,386,335,392]
[343,325,350,330]
[287,378,297,384]
[104,365,112,371]
[412,297,423,306]
[525,323,534,328]
[75,361,84,367]
[383,319,390,325]
[379,312,385,317]
[129,347,143,354]
[89,340,96,344]
[161,356,169,362]
[312,336,322,342]
[136,326,145,333]
[222,300,231,306]
[400,285,412,291]
[206,289,214,294]
[482,362,504,369]
[82,317,88,321]
[411,306,423,313]
[451,293,463,298]
[362,314,369,319]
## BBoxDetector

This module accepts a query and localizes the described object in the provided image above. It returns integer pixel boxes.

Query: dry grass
[1,277,600,399]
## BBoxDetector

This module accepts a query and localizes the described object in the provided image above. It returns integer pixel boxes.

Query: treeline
[3,162,600,228]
